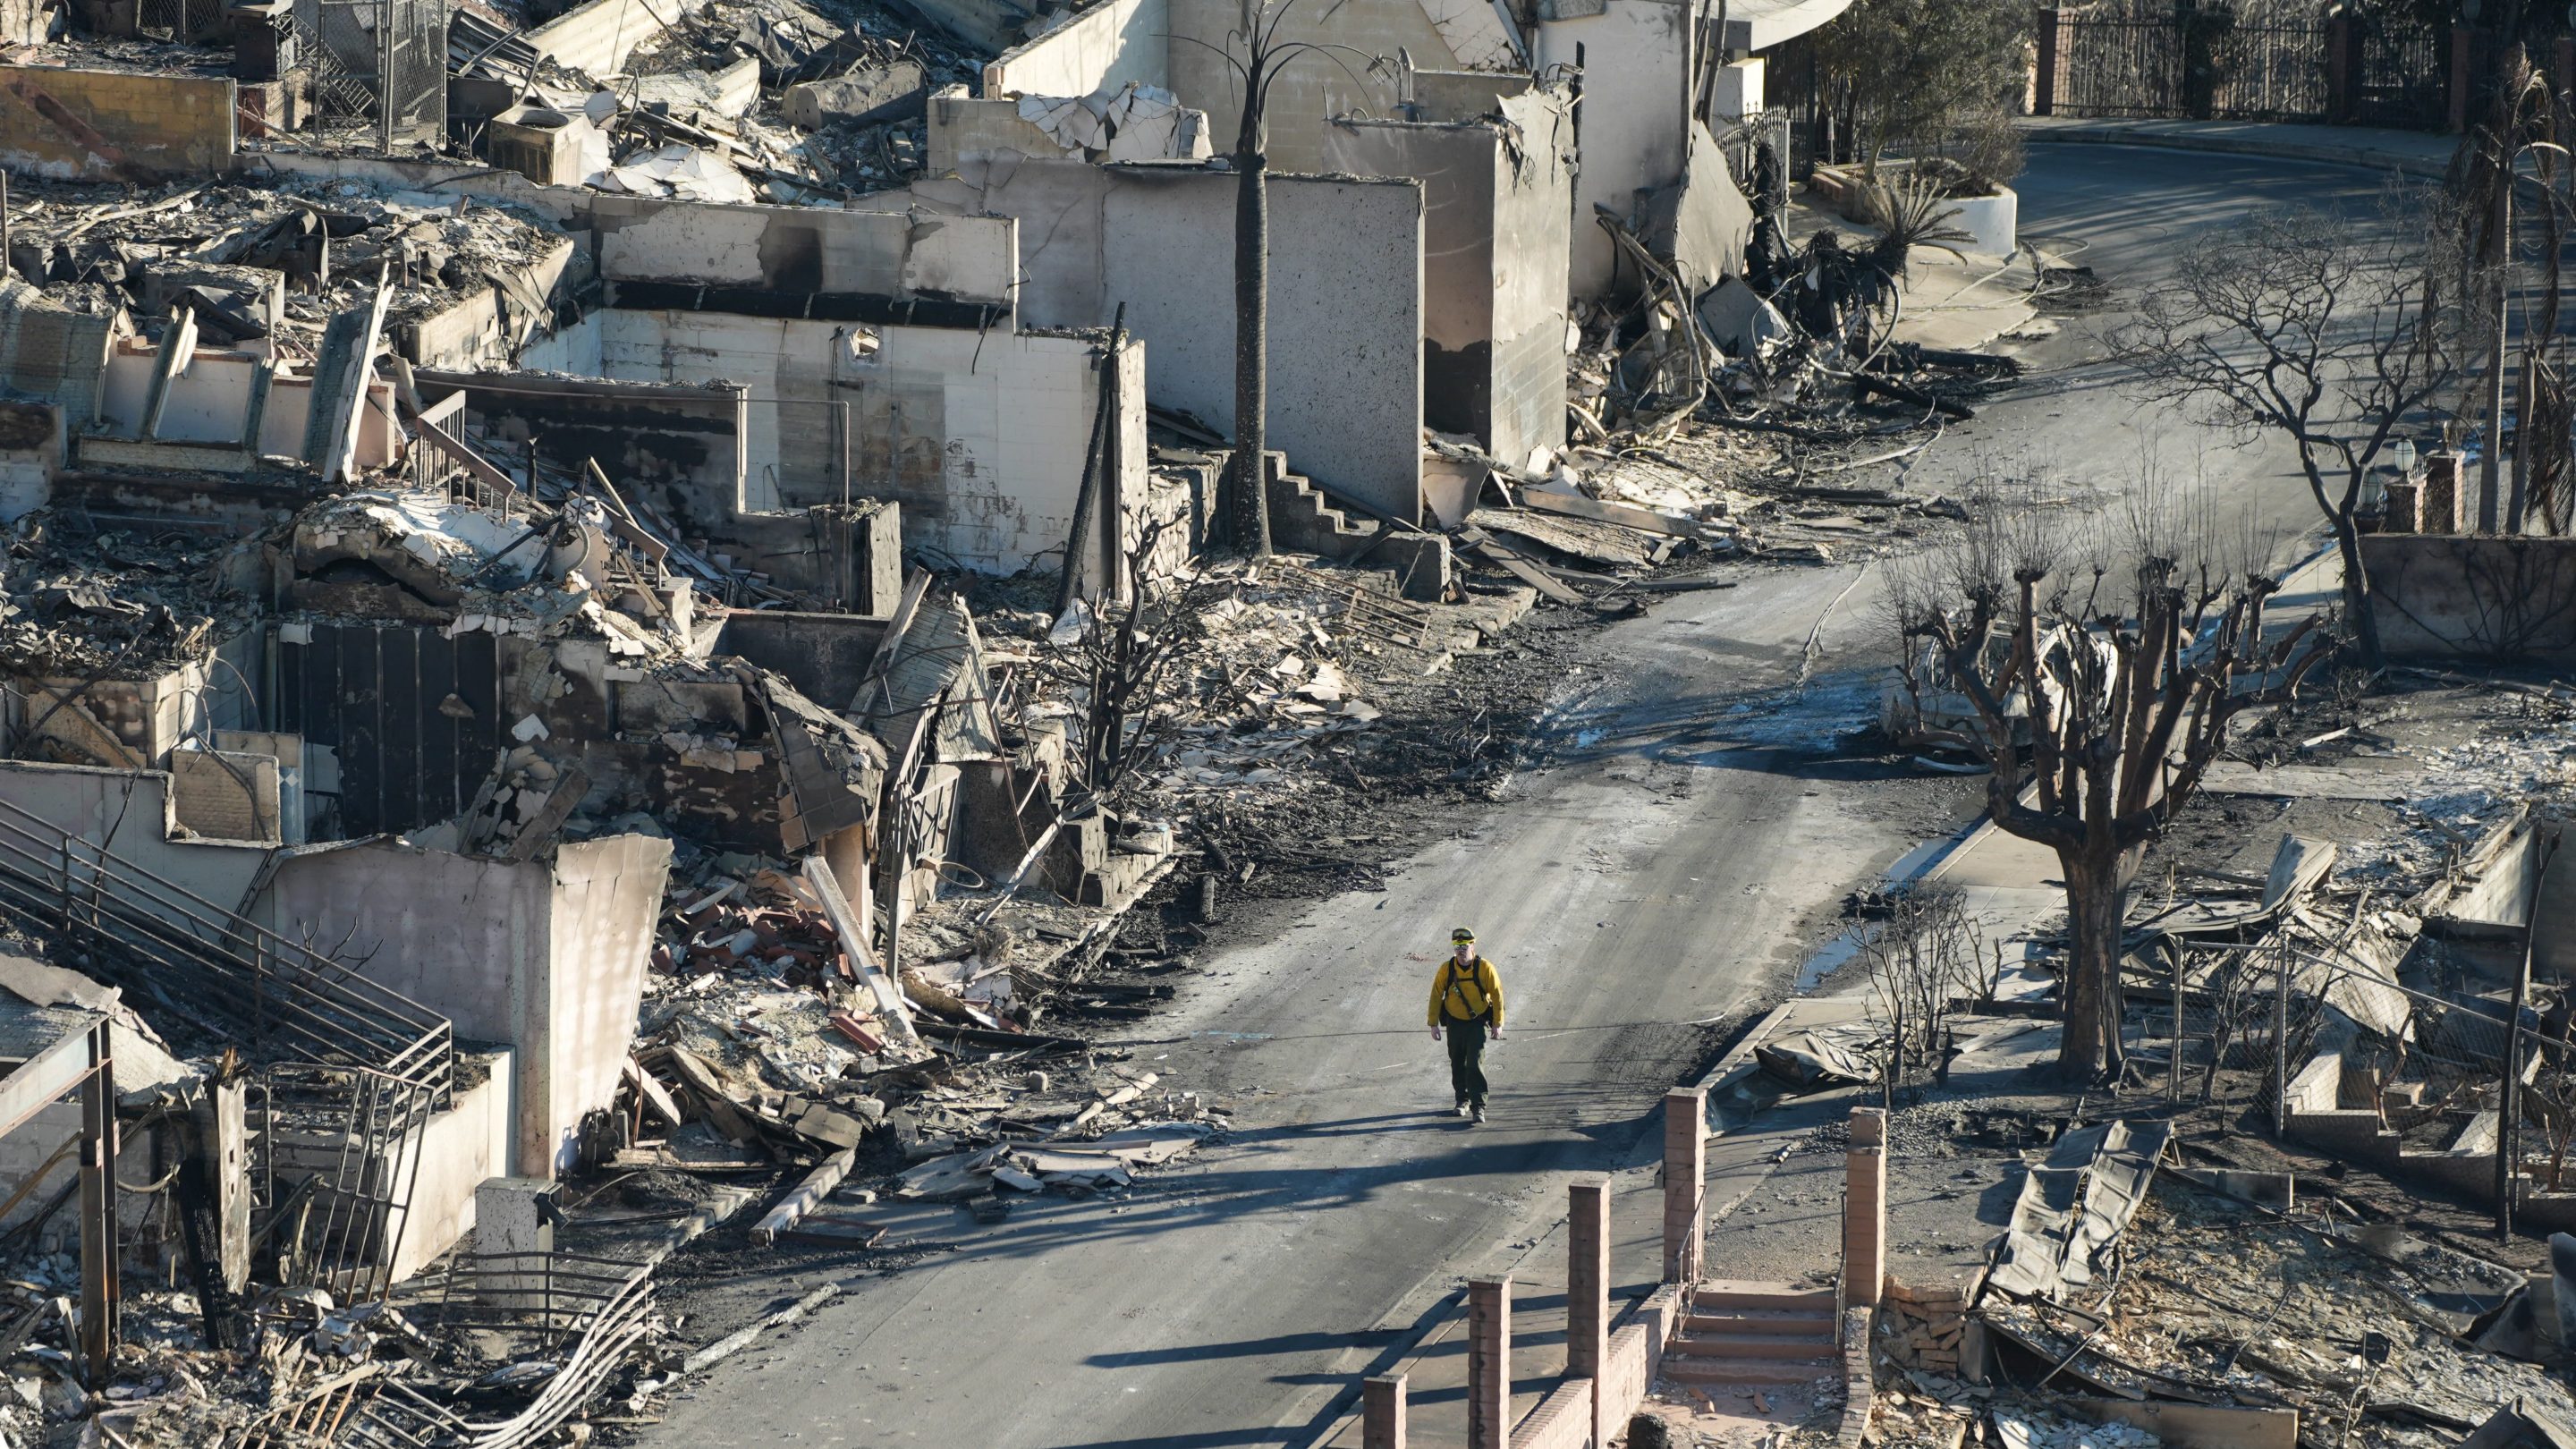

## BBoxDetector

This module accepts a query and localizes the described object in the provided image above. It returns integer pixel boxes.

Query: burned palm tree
[1175,1,1386,556]
[2449,40,2572,532]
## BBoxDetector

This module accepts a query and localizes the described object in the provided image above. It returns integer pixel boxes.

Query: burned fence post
[78,1020,116,1385]
[2273,940,2292,1139]
[2169,944,2185,1106]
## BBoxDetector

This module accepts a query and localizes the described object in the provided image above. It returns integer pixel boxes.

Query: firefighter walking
[1428,928,1504,1122]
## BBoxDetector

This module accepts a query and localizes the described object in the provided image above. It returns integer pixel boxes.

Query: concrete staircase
[1258,452,1450,602]
[1661,1280,1843,1386]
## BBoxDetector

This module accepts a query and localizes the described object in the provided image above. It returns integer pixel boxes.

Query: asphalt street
[632,144,2394,1449]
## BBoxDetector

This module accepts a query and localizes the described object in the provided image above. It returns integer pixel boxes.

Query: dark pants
[1445,1015,1490,1106]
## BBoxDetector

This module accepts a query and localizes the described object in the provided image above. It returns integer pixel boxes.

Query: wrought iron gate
[2053,4,2329,123]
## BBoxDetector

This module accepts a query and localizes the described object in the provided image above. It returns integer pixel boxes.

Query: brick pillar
[2033,8,2060,116]
[2382,479,2422,535]
[1362,1374,1407,1449]
[2452,25,2476,134]
[1467,1277,1511,1449]
[1567,1178,1610,1448]
[1843,1107,1887,1311]
[1662,1087,1707,1285]
[2422,452,2464,535]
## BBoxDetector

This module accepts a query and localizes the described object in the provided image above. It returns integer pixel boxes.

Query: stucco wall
[984,0,1170,97]
[587,196,1019,308]
[1324,88,1570,467]
[258,835,668,1178]
[0,64,235,181]
[1534,0,1688,297]
[2362,533,2576,665]
[591,309,1136,576]
[0,763,273,920]
[541,835,668,1177]
[908,160,1426,521]
[1165,0,1443,172]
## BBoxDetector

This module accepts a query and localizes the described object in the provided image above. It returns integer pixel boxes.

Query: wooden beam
[802,856,917,1040]
[1515,488,1714,540]
[1454,526,1584,605]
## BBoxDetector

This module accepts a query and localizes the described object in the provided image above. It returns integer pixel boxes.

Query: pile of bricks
[1875,1277,1968,1372]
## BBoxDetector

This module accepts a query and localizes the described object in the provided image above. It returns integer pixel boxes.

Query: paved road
[635,145,2391,1449]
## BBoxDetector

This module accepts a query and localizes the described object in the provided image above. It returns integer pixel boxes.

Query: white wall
[0,763,274,919]
[589,197,1019,308]
[95,343,399,467]
[258,834,669,1178]
[1536,0,1690,298]
[592,309,1127,574]
[1165,0,1446,171]
[540,835,667,1177]
[984,0,1169,97]
[909,160,1427,522]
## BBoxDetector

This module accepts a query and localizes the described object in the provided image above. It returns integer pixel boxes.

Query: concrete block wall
[983,0,1169,98]
[592,309,1134,578]
[0,64,235,181]
[0,281,122,429]
[2361,533,2576,665]
[527,0,700,79]
[1165,0,1445,172]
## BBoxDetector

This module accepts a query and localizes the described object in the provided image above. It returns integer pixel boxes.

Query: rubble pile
[606,0,978,194]
[1965,1182,2572,1448]
[3,177,569,353]
[0,521,244,679]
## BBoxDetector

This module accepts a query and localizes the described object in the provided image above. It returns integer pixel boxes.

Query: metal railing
[0,794,453,1098]
[265,1063,440,1306]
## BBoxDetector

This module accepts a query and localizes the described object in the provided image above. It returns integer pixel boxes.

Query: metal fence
[2054,11,2330,122]
[296,0,445,150]
[2352,18,2449,131]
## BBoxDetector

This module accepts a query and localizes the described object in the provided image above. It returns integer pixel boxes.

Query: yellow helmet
[1452,928,1476,944]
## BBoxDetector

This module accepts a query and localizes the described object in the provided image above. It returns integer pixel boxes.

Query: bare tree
[1177,0,1383,556]
[1894,461,2327,1080]
[2114,200,2468,665]
[1860,882,1980,1106]
[1045,520,1225,802]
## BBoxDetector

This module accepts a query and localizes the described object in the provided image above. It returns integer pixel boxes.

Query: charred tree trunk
[2055,842,2131,1083]
[1230,124,1275,557]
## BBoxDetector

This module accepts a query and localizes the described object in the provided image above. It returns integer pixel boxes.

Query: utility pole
[2483,165,2510,533]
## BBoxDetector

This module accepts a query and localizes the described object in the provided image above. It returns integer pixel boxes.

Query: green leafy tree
[1809,0,2031,182]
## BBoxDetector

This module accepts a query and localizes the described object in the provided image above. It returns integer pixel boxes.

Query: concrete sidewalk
[2016,115,2457,179]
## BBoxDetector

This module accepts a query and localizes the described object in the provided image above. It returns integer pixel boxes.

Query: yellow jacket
[1428,955,1504,1028]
